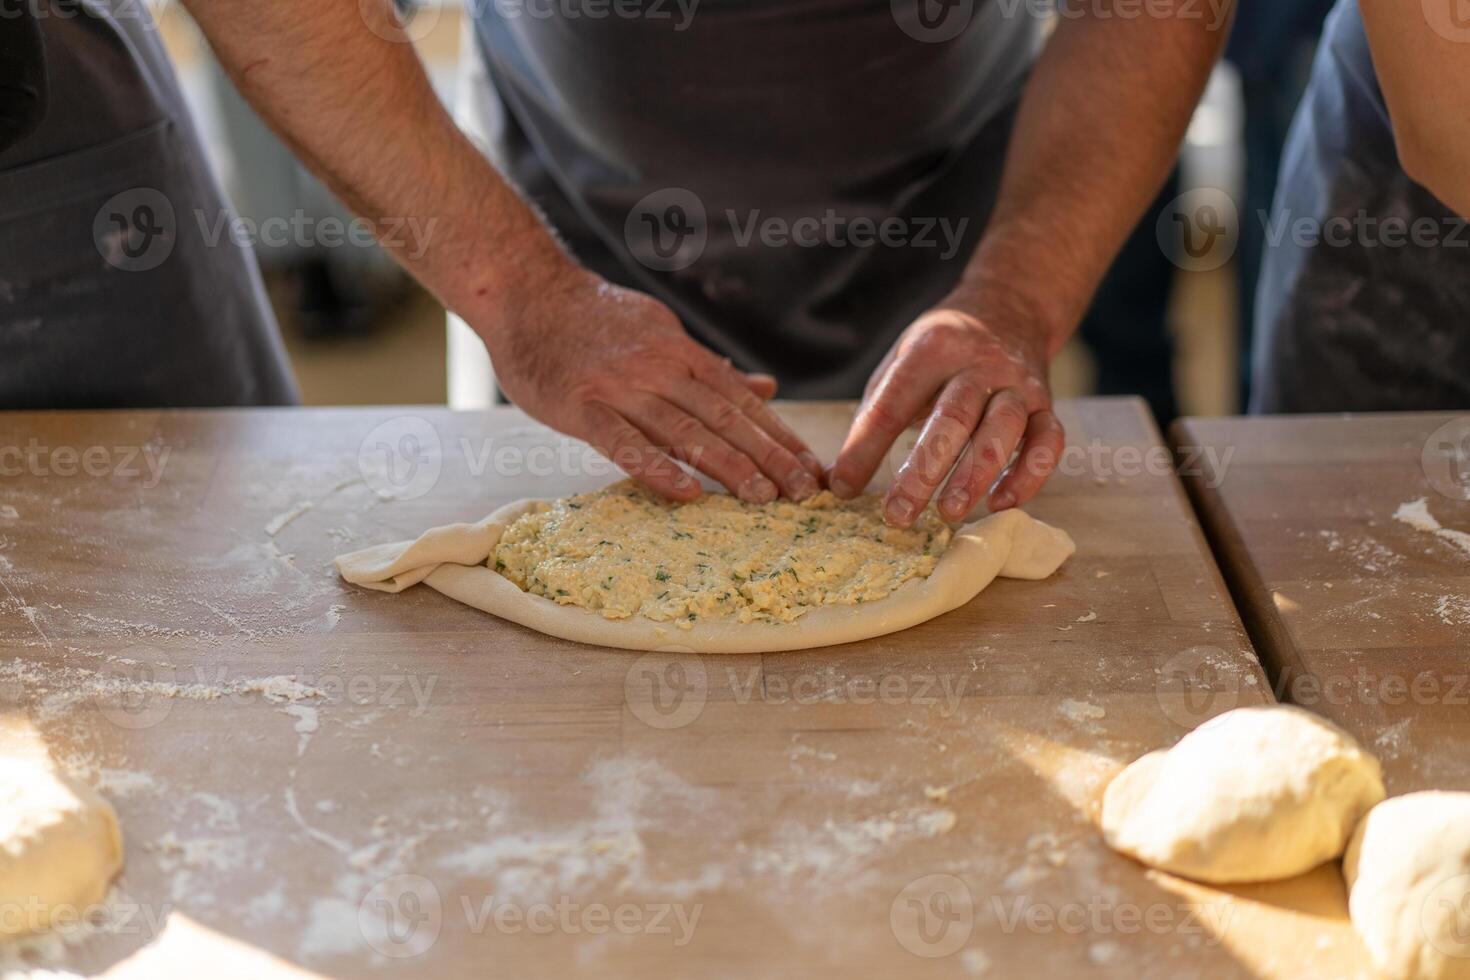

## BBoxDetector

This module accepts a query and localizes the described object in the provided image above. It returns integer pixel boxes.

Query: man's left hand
[828,289,1065,527]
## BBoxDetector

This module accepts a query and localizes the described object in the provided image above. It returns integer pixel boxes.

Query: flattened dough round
[336,489,1075,654]
[0,758,124,937]
[1100,705,1385,884]
[1344,791,1470,980]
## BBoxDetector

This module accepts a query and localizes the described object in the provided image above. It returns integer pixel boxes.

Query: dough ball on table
[0,758,124,938]
[1100,705,1385,884]
[1344,792,1470,980]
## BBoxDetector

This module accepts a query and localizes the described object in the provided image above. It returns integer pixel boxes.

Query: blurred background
[152,0,1331,422]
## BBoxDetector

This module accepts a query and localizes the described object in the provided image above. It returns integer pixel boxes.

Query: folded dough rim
[335,495,1075,654]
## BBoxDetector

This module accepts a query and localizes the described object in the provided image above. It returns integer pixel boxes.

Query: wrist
[951,225,1087,360]
[447,230,586,347]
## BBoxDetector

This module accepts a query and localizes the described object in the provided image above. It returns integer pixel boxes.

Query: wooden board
[0,399,1370,977]
[1173,413,1470,795]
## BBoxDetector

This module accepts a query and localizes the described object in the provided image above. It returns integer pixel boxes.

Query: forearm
[1360,0,1470,218]
[956,1,1233,356]
[182,0,572,327]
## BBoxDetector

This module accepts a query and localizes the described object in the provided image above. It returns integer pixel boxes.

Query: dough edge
[337,495,1075,654]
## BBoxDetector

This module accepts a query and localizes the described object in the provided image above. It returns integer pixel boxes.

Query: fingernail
[990,491,1015,511]
[885,496,915,525]
[740,474,778,503]
[829,475,856,498]
[798,451,823,476]
[941,490,969,518]
[789,470,819,500]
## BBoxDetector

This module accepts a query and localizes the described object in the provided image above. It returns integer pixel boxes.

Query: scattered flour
[1059,699,1106,724]
[1394,497,1470,559]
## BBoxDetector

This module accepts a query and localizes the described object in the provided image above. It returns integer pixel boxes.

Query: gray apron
[1252,0,1470,413]
[473,0,1040,398]
[0,0,298,409]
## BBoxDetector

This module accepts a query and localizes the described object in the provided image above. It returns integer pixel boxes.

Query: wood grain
[0,400,1368,977]
[1173,413,1470,795]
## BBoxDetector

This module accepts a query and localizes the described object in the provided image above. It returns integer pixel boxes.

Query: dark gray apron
[0,0,298,409]
[473,0,1039,398]
[1252,0,1470,413]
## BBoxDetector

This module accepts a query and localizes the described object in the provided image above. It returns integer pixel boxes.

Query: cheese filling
[492,480,953,627]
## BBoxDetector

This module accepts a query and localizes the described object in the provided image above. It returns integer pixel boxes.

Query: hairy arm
[181,0,822,502]
[1360,0,1470,218]
[834,1,1233,524]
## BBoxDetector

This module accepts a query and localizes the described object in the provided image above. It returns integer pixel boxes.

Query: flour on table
[1394,497,1470,559]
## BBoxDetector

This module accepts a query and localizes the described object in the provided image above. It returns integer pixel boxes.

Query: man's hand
[828,288,1064,528]
[486,264,823,503]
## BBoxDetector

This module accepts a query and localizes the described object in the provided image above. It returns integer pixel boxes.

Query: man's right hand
[482,264,824,503]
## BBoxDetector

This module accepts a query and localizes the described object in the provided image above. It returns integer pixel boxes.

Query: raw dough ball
[1344,791,1470,980]
[0,757,124,937]
[1100,705,1384,884]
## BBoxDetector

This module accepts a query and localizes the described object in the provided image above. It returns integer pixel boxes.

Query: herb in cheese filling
[492,480,953,626]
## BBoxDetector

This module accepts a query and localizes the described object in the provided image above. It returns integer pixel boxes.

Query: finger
[581,403,701,502]
[882,374,987,528]
[935,388,1029,521]
[829,351,947,500]
[743,373,778,400]
[664,376,818,500]
[989,409,1065,510]
[695,356,824,481]
[620,393,779,503]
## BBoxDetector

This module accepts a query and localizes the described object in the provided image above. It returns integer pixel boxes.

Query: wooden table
[0,400,1368,978]
[1173,413,1470,795]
